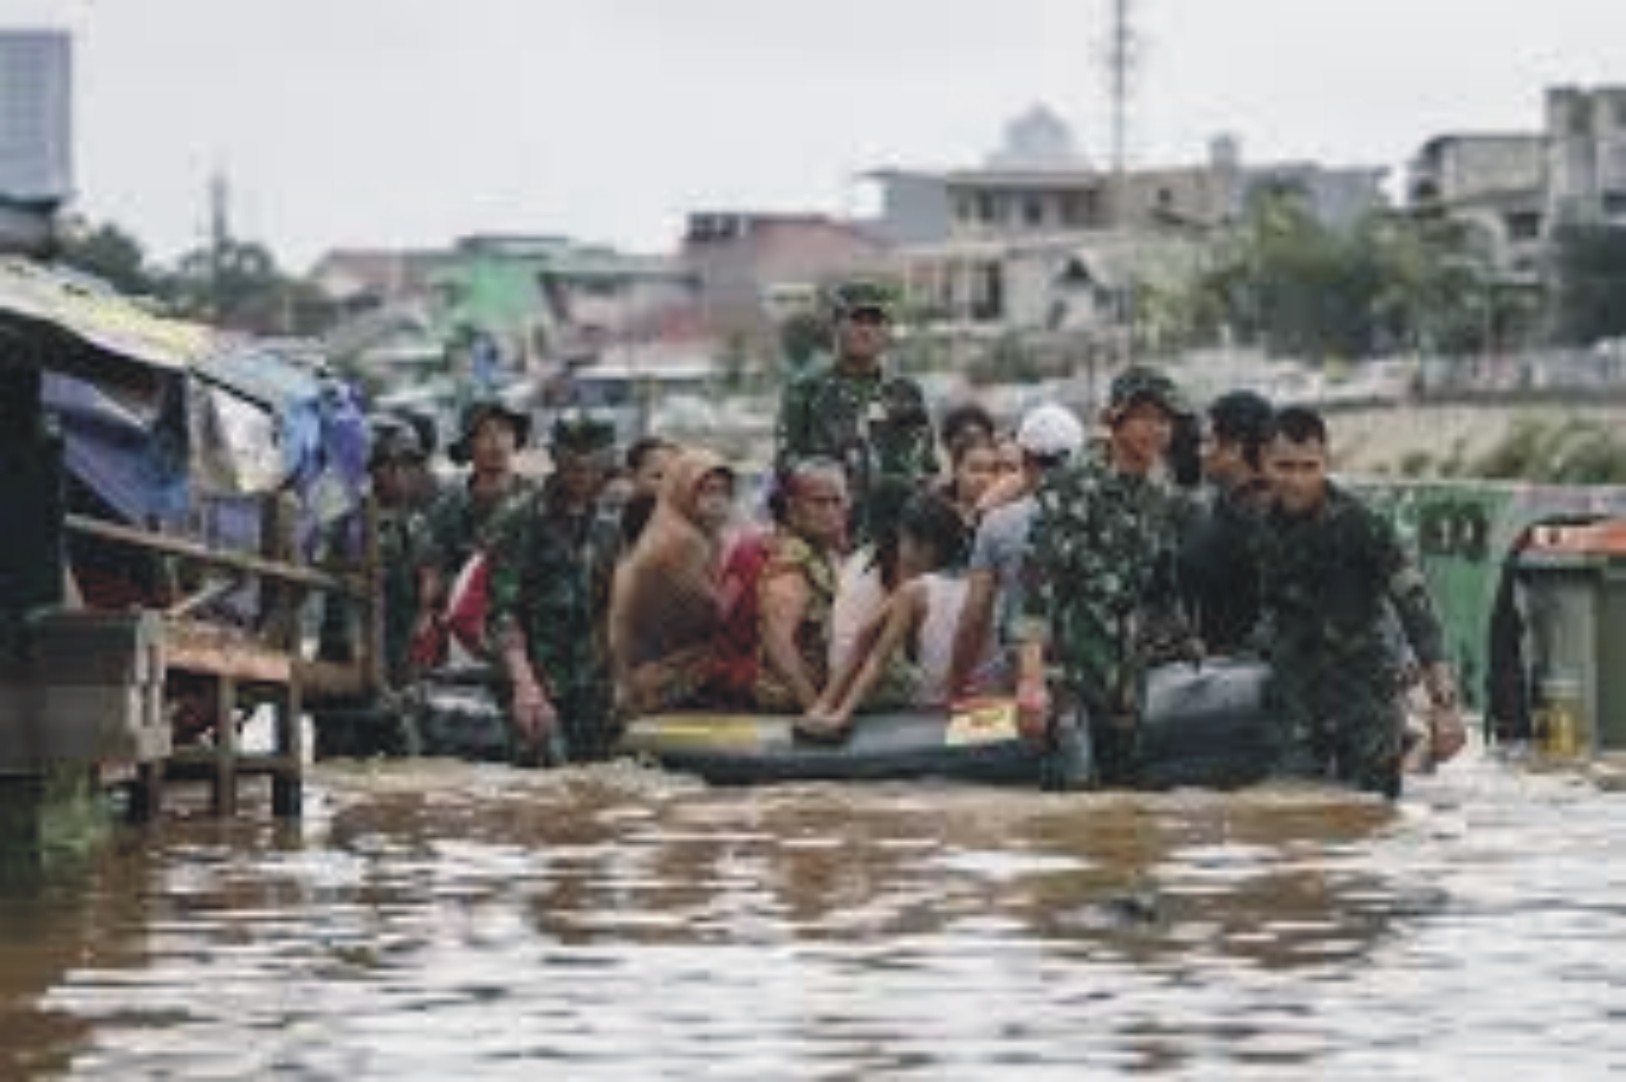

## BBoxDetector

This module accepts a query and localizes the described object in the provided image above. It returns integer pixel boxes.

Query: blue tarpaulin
[42,371,189,526]
[4,260,371,558]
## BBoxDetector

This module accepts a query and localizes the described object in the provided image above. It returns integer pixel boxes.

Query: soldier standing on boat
[488,414,623,765]
[1256,406,1466,796]
[1178,390,1276,657]
[414,400,536,664]
[1014,366,1195,787]
[773,277,939,542]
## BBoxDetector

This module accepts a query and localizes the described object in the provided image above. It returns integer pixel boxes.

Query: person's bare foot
[794,711,853,744]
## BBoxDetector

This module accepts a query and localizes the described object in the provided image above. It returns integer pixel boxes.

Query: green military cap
[448,399,531,465]
[549,411,617,457]
[1107,365,1187,417]
[827,276,901,320]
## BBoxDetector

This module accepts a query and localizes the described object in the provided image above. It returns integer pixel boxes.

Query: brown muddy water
[4,751,1626,1080]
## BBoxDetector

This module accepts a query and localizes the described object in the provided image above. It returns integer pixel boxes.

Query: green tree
[1550,224,1626,345]
[778,310,828,377]
[1193,192,1378,358]
[164,237,327,336]
[1183,196,1507,360]
[57,221,155,296]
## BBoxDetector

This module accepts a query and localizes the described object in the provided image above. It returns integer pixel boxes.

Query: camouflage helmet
[826,276,901,321]
[1107,365,1186,419]
[367,415,427,471]
[548,411,618,458]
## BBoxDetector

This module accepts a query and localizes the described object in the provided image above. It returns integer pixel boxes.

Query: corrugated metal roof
[0,257,220,378]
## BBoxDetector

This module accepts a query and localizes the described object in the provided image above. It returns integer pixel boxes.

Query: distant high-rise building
[0,30,71,203]
[0,29,71,254]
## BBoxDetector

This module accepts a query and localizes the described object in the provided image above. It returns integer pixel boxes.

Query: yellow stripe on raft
[625,714,772,751]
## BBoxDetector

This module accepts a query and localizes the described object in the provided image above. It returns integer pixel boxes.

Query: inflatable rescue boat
[618,658,1278,789]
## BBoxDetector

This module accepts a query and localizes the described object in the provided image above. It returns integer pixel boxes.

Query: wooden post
[258,492,303,650]
[358,497,384,700]
[212,674,238,816]
[129,760,164,823]
[271,678,303,818]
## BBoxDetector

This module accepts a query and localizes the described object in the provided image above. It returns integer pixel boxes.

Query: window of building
[1506,211,1542,241]
[975,191,997,224]
[1059,192,1084,227]
[1022,195,1045,228]
[971,261,1004,322]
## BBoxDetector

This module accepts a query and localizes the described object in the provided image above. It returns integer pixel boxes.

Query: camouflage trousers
[1271,659,1406,798]
[1048,678,1141,789]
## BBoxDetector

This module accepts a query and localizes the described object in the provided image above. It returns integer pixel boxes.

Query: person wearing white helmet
[945,403,1087,698]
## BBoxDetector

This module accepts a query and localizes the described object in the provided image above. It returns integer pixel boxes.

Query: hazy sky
[16,0,1626,268]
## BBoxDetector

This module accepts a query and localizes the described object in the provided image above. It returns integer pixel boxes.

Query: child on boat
[797,492,993,741]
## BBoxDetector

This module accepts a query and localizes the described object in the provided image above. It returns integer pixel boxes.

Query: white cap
[1015,404,1086,460]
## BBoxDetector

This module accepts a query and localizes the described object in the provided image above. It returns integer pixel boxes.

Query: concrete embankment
[1327,399,1626,476]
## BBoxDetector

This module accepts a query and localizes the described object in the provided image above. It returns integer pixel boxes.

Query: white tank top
[915,573,991,706]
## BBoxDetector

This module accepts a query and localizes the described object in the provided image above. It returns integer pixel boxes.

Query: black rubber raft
[618,659,1279,790]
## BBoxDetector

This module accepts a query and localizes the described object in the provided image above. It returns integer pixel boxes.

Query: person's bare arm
[761,570,820,711]
[829,582,929,722]
[947,568,997,697]
[814,605,890,714]
[1014,634,1049,742]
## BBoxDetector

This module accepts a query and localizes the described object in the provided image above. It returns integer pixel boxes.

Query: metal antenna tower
[1107,0,1136,225]
[207,168,231,319]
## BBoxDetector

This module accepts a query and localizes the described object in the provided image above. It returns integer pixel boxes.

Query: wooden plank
[168,751,298,777]
[65,513,363,597]
[163,622,293,684]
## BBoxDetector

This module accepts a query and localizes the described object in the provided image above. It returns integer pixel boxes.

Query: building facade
[679,211,891,349]
[1407,86,1626,286]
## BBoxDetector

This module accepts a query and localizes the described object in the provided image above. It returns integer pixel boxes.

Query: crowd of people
[362,276,1468,796]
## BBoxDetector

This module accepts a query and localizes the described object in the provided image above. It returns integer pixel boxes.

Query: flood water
[5,751,1626,1080]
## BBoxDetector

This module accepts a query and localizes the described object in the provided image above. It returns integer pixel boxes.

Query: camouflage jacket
[773,361,939,526]
[419,473,535,580]
[1019,450,1184,709]
[377,505,427,685]
[1257,482,1445,686]
[485,481,622,706]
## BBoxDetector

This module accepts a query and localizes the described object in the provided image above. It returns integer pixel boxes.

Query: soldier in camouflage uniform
[414,400,536,657]
[774,278,939,542]
[1015,366,1194,787]
[368,418,432,688]
[1177,390,1276,657]
[488,413,623,765]
[312,416,433,759]
[1256,406,1465,797]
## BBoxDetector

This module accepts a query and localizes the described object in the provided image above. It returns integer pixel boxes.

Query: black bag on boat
[1133,657,1277,789]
